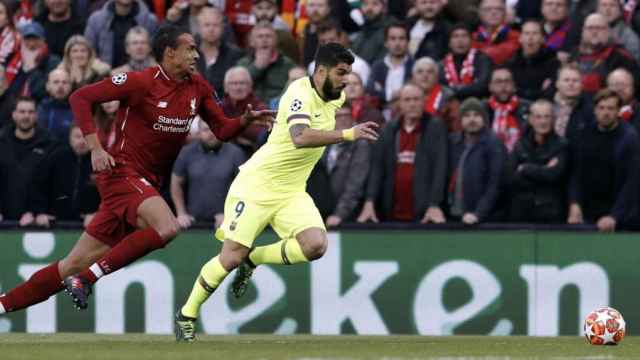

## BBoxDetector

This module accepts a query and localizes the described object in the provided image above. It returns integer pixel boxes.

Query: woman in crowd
[57,35,110,91]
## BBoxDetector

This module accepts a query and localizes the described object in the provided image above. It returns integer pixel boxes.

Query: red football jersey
[70,65,243,187]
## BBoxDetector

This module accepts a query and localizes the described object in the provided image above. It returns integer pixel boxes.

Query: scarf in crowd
[545,20,571,50]
[579,46,615,93]
[620,103,635,122]
[489,95,521,152]
[424,84,443,115]
[474,24,510,44]
[6,43,49,92]
[444,49,476,86]
[624,0,638,24]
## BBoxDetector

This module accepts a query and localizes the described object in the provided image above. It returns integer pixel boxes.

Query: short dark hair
[151,25,190,62]
[384,20,408,41]
[314,42,354,72]
[317,19,342,36]
[594,88,622,108]
[521,18,544,33]
[449,23,472,38]
[14,95,36,110]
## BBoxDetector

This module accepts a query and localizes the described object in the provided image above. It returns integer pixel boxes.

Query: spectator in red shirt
[358,83,448,223]
[473,0,520,66]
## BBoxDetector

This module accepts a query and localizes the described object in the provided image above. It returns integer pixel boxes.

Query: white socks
[90,263,105,280]
[0,298,6,314]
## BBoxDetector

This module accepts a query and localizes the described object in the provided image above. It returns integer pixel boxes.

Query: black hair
[316,19,342,36]
[314,42,354,72]
[151,25,190,62]
[521,18,544,33]
[384,20,408,41]
[14,95,36,110]
[449,22,472,38]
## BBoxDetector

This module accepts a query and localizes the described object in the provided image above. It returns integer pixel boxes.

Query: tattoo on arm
[289,124,309,140]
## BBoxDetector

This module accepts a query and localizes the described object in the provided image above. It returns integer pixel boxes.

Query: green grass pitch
[1,334,639,360]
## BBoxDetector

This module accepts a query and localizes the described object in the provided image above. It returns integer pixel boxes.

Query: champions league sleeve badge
[290,99,303,112]
[111,73,128,86]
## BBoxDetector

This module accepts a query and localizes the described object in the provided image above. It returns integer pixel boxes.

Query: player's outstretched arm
[289,121,379,149]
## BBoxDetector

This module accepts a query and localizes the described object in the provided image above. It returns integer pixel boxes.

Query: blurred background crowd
[1,0,639,232]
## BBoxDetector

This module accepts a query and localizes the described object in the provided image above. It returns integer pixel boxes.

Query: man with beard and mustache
[175,42,380,342]
[0,96,57,222]
[357,83,448,224]
[251,0,299,63]
[447,97,507,224]
[568,89,640,232]
[171,121,246,230]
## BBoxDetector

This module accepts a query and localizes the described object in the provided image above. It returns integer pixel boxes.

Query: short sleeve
[285,94,312,127]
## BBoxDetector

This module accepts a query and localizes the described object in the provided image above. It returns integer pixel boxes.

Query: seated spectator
[307,20,370,88]
[352,0,394,65]
[568,89,640,232]
[251,0,299,63]
[196,7,245,95]
[572,13,638,95]
[447,97,506,224]
[0,97,56,222]
[58,35,111,92]
[0,0,20,68]
[238,22,295,102]
[8,22,61,102]
[37,68,74,141]
[221,66,268,153]
[95,100,119,150]
[541,0,575,59]
[552,64,595,143]
[472,0,520,66]
[358,84,447,223]
[484,67,530,152]
[509,100,569,223]
[598,0,640,63]
[111,26,156,74]
[407,0,450,61]
[440,23,492,100]
[345,72,384,125]
[411,57,460,132]
[607,68,640,131]
[85,0,158,67]
[307,103,372,226]
[507,19,560,101]
[27,125,99,227]
[37,0,86,58]
[301,0,332,67]
[367,21,414,107]
[171,121,246,229]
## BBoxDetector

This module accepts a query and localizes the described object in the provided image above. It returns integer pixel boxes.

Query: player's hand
[546,157,558,168]
[254,49,273,69]
[352,121,379,142]
[242,104,277,130]
[214,213,224,228]
[462,212,479,225]
[357,201,379,223]
[567,203,583,224]
[91,147,116,172]
[19,212,34,227]
[177,213,194,229]
[421,206,446,224]
[597,216,616,233]
[326,215,342,228]
[35,214,55,228]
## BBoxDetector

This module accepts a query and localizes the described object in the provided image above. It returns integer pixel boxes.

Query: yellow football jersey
[229,76,345,201]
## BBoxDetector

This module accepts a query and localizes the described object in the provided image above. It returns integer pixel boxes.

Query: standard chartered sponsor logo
[153,115,194,133]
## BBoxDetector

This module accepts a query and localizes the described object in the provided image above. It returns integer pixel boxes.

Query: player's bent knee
[156,221,180,242]
[304,235,328,261]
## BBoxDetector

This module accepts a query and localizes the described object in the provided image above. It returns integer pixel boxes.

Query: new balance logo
[157,101,168,108]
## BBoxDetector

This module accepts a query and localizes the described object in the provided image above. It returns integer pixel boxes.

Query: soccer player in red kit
[0,25,275,314]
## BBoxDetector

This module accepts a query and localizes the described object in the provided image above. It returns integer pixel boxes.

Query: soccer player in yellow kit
[174,42,379,341]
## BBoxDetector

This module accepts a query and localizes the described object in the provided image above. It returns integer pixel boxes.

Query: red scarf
[424,84,443,115]
[489,96,521,152]
[625,0,638,24]
[6,44,49,91]
[620,104,634,122]
[444,49,476,86]
[475,24,510,44]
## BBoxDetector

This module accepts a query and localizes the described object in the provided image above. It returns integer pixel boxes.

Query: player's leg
[64,196,179,309]
[175,196,269,341]
[0,232,110,314]
[232,193,326,298]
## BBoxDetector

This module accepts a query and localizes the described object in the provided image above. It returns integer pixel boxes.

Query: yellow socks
[249,238,308,265]
[181,256,229,318]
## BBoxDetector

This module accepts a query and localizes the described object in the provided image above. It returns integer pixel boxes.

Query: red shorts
[86,172,160,247]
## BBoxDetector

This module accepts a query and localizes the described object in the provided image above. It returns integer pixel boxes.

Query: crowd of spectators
[2,0,640,233]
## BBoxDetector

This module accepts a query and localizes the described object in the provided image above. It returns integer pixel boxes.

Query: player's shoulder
[110,67,156,90]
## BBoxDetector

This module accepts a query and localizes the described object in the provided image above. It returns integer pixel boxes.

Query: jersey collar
[308,76,329,103]
[155,64,193,83]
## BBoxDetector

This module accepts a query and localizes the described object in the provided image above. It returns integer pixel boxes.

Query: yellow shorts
[215,192,325,248]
